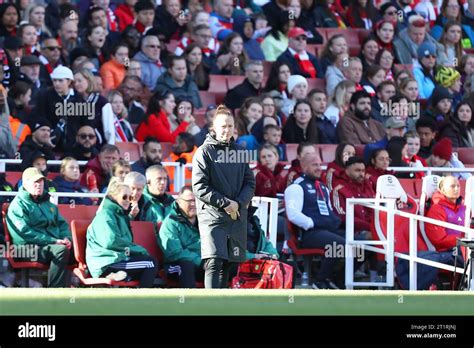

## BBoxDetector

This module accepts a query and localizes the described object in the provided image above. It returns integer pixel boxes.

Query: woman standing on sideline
[192,105,256,289]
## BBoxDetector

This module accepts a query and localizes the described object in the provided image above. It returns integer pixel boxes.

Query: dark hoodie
[52,176,93,205]
[19,136,55,161]
[233,14,265,61]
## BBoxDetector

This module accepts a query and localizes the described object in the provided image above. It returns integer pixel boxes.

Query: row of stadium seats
[1,204,189,288]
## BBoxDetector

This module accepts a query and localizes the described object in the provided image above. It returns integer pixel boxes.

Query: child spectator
[262,124,286,161]
[53,157,93,205]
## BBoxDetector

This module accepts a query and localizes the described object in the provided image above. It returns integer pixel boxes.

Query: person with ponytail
[192,104,256,289]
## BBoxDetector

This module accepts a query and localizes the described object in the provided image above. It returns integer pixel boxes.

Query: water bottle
[301,272,309,287]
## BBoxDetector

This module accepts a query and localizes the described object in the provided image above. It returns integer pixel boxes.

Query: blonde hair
[112,159,131,177]
[105,177,130,201]
[74,68,97,94]
[60,156,78,176]
[108,90,128,119]
[215,104,233,118]
[23,4,52,37]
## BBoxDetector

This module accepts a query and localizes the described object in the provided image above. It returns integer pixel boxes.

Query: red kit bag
[232,259,293,289]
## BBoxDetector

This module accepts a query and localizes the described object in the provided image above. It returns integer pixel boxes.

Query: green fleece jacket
[86,197,149,278]
[141,186,175,224]
[6,187,71,245]
[158,201,201,266]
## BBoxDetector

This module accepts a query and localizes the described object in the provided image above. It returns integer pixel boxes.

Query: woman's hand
[217,53,233,70]
[183,114,195,124]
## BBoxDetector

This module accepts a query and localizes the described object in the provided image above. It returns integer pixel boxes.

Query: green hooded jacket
[141,186,175,224]
[86,197,149,278]
[6,187,71,245]
[245,214,279,260]
[158,201,201,266]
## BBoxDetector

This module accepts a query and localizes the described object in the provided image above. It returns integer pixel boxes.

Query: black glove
[175,157,187,165]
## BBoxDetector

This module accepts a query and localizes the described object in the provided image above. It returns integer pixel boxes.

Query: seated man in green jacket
[158,186,204,288]
[6,167,74,287]
[141,165,175,226]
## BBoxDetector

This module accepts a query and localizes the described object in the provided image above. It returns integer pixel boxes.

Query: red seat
[198,91,217,106]
[313,44,324,57]
[457,148,474,165]
[116,142,141,162]
[130,221,162,266]
[398,179,417,198]
[194,109,207,128]
[460,179,466,196]
[5,171,22,186]
[71,220,140,287]
[262,61,272,77]
[348,45,361,56]
[57,204,98,225]
[208,75,228,93]
[226,75,246,90]
[287,221,325,285]
[414,178,422,197]
[356,29,371,44]
[306,78,326,91]
[325,29,359,45]
[285,143,299,162]
[318,144,337,163]
[354,144,365,158]
[2,204,49,286]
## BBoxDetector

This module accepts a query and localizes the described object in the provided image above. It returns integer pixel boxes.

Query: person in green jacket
[245,205,279,260]
[86,178,158,287]
[141,165,175,226]
[124,171,147,221]
[158,186,204,288]
[6,167,74,287]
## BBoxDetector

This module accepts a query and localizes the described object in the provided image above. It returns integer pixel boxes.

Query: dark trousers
[103,255,158,288]
[203,257,233,289]
[36,244,75,288]
[301,228,345,282]
[166,261,205,288]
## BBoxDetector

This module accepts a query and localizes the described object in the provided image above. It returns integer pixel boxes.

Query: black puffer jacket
[192,134,256,262]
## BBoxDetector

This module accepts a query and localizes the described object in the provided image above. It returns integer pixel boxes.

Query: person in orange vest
[164,132,197,192]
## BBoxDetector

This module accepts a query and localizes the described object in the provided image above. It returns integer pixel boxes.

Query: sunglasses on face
[122,195,130,201]
[78,134,96,140]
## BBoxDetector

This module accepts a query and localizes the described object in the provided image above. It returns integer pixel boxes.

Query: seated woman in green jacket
[86,178,158,287]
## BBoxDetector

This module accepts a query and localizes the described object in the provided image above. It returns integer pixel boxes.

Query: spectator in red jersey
[332,156,375,235]
[365,148,393,190]
[115,0,137,32]
[425,175,466,252]
[135,90,194,143]
[254,144,287,197]
[404,131,427,179]
[133,0,155,34]
[285,142,317,186]
[80,144,120,192]
[324,142,356,191]
[372,19,396,54]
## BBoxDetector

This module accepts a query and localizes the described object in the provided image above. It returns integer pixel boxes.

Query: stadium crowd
[0,0,473,289]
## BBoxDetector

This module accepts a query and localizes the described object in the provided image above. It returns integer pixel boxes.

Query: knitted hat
[31,118,52,132]
[432,137,452,161]
[287,75,307,93]
[417,42,436,59]
[435,66,461,88]
[430,86,453,106]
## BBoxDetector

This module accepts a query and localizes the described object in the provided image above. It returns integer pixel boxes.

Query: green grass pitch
[1,289,474,315]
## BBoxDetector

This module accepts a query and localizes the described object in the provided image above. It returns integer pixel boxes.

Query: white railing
[0,189,279,248]
[345,197,474,290]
